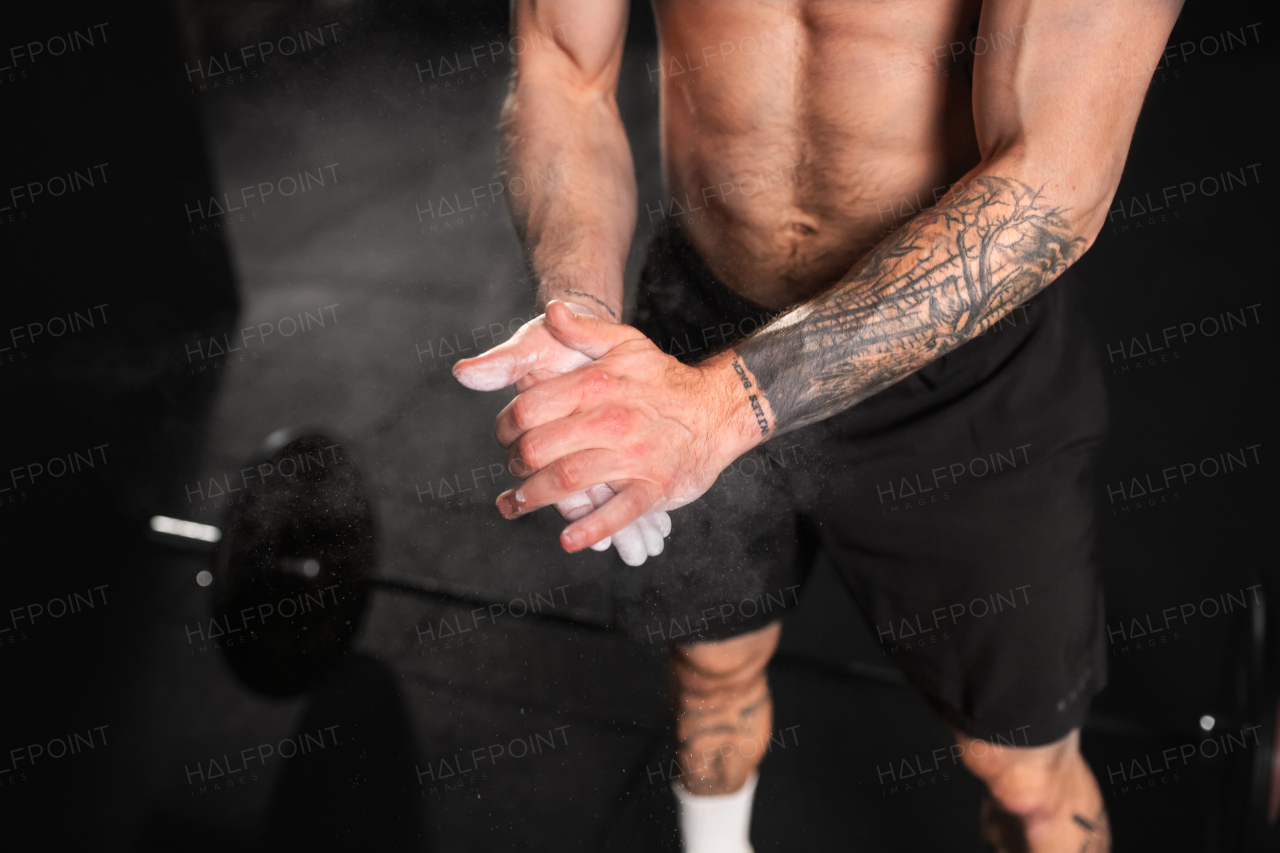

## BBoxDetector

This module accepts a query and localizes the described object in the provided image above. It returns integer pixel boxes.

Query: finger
[496,448,623,518]
[494,368,601,449]
[554,493,618,552]
[553,490,596,522]
[544,300,647,359]
[453,320,591,392]
[512,351,598,392]
[586,481,645,555]
[496,385,582,452]
[515,367,577,394]
[611,524,649,566]
[635,514,665,557]
[560,482,660,553]
[652,510,673,538]
[583,482,616,507]
[581,484,617,551]
[453,339,539,392]
[503,406,625,478]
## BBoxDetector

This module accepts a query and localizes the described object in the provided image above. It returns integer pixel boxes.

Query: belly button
[789,222,817,237]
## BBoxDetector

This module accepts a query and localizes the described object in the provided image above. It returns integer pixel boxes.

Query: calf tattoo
[676,682,772,793]
[736,176,1085,433]
[1073,808,1111,853]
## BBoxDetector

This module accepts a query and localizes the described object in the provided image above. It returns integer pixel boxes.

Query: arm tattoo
[736,176,1085,434]
[555,289,619,321]
[731,358,771,437]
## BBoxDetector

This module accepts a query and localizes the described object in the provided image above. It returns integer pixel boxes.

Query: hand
[454,302,674,564]
[555,483,672,566]
[489,301,765,553]
[453,303,597,394]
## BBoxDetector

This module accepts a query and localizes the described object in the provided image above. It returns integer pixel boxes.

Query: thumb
[544,300,644,359]
[452,344,532,392]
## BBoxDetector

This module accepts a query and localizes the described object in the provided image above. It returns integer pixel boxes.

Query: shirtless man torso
[454,2,1183,850]
[657,0,985,310]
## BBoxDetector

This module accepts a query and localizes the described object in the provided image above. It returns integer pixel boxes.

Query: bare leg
[956,727,1109,853]
[668,622,780,853]
[670,621,781,795]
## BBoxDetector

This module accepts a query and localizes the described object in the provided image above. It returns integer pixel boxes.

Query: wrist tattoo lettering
[556,289,619,321]
[732,358,771,437]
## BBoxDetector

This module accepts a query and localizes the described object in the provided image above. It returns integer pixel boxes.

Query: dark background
[1,1,1274,849]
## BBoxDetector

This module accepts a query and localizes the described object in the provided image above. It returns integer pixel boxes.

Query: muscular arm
[504,0,633,320]
[458,0,679,565]
[735,175,1080,432]
[472,0,1187,553]
[728,0,1184,437]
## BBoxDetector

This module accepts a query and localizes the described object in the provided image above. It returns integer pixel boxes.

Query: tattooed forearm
[735,176,1085,434]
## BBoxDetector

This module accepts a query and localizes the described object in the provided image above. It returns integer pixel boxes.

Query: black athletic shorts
[616,223,1110,746]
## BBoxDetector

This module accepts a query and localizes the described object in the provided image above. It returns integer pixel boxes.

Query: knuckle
[621,490,647,515]
[597,405,634,435]
[509,397,533,431]
[514,435,541,471]
[506,452,528,478]
[552,460,580,492]
[581,368,614,394]
[634,462,669,493]
[514,316,544,339]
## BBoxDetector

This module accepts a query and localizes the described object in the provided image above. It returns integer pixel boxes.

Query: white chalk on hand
[557,484,671,566]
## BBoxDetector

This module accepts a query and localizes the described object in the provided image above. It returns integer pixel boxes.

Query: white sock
[673,772,758,853]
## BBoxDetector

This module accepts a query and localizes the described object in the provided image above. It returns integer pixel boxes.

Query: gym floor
[3,1,1274,850]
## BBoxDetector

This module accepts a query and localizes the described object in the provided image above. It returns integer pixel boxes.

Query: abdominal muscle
[654,0,984,310]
